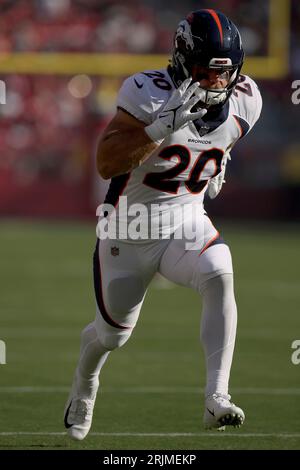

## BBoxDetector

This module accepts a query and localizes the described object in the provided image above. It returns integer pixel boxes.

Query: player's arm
[208,76,262,199]
[207,149,232,199]
[97,77,206,179]
[97,109,157,180]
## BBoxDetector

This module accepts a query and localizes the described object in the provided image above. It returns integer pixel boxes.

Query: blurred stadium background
[0,0,300,451]
[0,0,299,219]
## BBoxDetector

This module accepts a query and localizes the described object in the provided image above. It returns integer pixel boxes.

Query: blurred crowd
[0,0,299,219]
[0,0,268,54]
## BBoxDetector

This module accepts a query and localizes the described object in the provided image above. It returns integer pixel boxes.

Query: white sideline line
[0,432,300,438]
[0,386,300,395]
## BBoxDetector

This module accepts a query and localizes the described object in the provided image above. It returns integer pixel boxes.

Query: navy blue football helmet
[171,9,244,108]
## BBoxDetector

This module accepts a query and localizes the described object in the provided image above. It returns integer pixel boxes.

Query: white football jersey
[104,68,262,240]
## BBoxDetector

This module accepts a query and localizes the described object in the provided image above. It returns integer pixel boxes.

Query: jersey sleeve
[231,75,262,138]
[116,73,157,125]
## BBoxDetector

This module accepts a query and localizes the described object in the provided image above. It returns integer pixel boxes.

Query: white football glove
[145,77,207,142]
[207,151,231,199]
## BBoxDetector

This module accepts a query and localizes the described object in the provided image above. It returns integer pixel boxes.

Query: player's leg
[197,247,244,430]
[64,238,157,440]
[158,215,244,430]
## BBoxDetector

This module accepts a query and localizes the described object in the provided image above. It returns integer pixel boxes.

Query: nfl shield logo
[199,125,210,136]
[111,246,119,257]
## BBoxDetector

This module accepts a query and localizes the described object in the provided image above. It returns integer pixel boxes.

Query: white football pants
[73,213,237,400]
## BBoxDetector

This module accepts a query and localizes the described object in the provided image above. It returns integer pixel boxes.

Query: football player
[64,9,262,439]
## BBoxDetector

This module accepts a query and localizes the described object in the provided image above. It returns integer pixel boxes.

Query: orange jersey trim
[199,231,220,256]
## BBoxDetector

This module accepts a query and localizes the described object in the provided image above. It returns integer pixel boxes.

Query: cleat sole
[217,412,245,428]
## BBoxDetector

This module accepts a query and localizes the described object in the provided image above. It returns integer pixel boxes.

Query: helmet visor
[191,65,233,89]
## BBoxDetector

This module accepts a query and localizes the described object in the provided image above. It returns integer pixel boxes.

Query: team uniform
[64,9,262,440]
[94,68,262,332]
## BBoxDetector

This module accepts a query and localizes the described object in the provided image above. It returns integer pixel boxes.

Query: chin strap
[195,86,229,107]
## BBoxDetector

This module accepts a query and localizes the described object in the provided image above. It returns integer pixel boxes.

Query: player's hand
[144,77,207,142]
[207,151,231,199]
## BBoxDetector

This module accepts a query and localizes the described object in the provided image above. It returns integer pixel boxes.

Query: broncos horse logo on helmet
[170,9,244,108]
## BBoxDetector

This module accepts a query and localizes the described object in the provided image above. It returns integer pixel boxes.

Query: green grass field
[0,220,300,450]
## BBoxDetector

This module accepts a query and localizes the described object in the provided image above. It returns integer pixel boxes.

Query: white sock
[200,274,237,397]
[75,321,110,398]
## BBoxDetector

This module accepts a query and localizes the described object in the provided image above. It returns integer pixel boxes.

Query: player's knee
[201,272,234,296]
[99,329,132,351]
[202,273,237,322]
[107,275,144,315]
[94,312,133,351]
